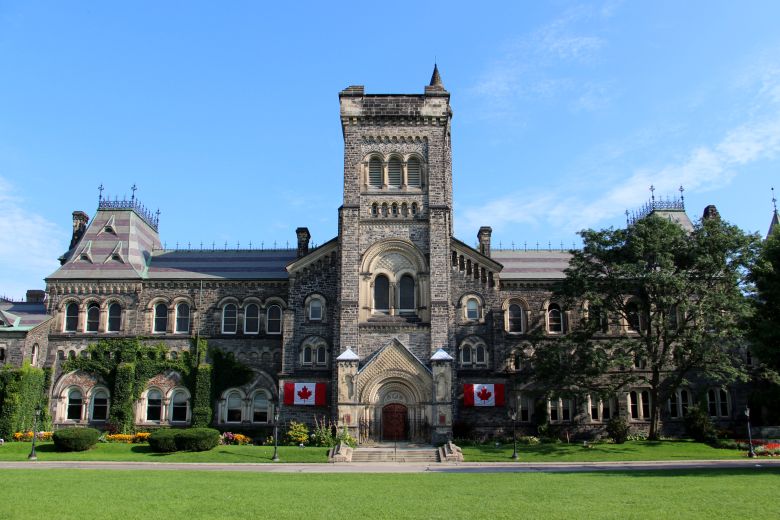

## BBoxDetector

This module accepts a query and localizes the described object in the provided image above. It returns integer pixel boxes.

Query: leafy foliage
[527,214,759,439]
[174,428,221,452]
[684,406,716,443]
[606,417,630,444]
[0,363,51,438]
[53,427,101,451]
[284,421,309,445]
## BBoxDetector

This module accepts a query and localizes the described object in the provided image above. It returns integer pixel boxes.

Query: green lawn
[461,439,746,462]
[0,442,329,463]
[1,468,778,519]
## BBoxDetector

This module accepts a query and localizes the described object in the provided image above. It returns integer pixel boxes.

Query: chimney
[26,290,45,303]
[702,205,720,221]
[70,211,90,249]
[296,227,311,258]
[477,226,492,257]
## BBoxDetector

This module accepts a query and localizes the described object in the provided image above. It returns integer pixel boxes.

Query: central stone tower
[335,67,455,443]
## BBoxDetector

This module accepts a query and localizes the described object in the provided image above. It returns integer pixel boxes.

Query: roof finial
[679,185,685,206]
[430,63,443,87]
[131,184,137,203]
[772,186,777,212]
[650,185,655,204]
[98,183,104,202]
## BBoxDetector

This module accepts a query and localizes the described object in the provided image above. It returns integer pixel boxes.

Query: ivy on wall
[0,363,51,438]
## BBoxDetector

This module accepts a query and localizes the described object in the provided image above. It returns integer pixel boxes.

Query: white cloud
[0,176,65,299]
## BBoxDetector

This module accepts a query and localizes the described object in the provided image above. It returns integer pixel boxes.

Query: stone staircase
[350,447,440,463]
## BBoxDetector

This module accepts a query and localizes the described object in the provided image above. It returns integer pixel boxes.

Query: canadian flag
[463,384,505,407]
[283,382,327,406]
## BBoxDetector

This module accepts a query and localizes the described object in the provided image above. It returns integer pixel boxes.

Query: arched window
[267,305,282,334]
[170,390,189,423]
[64,303,78,332]
[368,157,382,187]
[708,388,730,417]
[244,303,260,334]
[31,343,39,365]
[391,203,399,217]
[626,301,641,332]
[371,203,378,217]
[222,304,237,334]
[547,303,563,333]
[374,275,390,313]
[407,157,421,187]
[253,393,269,423]
[302,345,313,365]
[629,390,651,420]
[475,344,486,365]
[153,303,168,333]
[411,202,418,216]
[226,392,242,422]
[107,303,122,332]
[67,389,83,420]
[309,298,323,321]
[388,157,402,187]
[91,389,109,421]
[460,338,487,367]
[461,346,472,365]
[508,304,524,333]
[68,351,76,360]
[316,345,327,365]
[175,303,190,334]
[399,275,415,313]
[146,389,162,422]
[86,303,100,332]
[466,298,479,321]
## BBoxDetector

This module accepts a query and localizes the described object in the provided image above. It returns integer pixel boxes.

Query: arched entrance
[382,403,407,441]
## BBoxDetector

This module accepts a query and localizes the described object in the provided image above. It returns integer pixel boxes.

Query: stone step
[350,449,439,463]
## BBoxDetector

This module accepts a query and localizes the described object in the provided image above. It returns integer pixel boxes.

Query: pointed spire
[430,63,443,88]
[769,187,779,239]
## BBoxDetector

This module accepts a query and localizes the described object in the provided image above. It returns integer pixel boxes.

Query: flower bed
[104,432,151,444]
[221,432,252,445]
[12,431,53,442]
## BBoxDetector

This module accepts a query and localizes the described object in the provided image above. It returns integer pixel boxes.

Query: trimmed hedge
[174,428,220,452]
[53,427,101,452]
[148,429,179,453]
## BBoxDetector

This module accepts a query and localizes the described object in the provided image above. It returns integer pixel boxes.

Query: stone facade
[0,68,749,442]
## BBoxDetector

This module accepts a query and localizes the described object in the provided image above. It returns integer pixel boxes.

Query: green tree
[529,213,759,440]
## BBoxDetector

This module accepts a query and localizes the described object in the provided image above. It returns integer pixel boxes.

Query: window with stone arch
[170,388,190,423]
[244,303,260,334]
[146,388,163,422]
[305,294,325,322]
[266,304,282,334]
[175,303,190,334]
[707,387,730,418]
[625,299,642,333]
[64,302,79,332]
[546,302,564,334]
[300,336,328,367]
[91,388,110,422]
[153,303,168,334]
[252,391,271,423]
[226,390,243,423]
[368,156,383,188]
[222,303,238,334]
[459,293,483,323]
[387,156,402,188]
[406,156,422,187]
[67,388,83,421]
[668,387,692,419]
[107,302,122,332]
[360,239,429,322]
[504,299,527,333]
[459,337,488,368]
[85,302,100,332]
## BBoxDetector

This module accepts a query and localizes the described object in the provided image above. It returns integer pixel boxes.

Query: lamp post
[508,407,518,460]
[272,405,280,462]
[28,405,41,461]
[745,406,756,458]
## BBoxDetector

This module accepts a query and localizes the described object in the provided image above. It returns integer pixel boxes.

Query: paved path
[1,459,778,473]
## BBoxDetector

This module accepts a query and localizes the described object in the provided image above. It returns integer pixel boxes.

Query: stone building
[2,67,765,442]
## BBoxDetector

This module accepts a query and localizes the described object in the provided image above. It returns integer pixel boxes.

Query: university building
[2,67,773,443]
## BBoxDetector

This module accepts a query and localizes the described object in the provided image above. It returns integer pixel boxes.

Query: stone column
[431,349,454,444]
[336,348,360,441]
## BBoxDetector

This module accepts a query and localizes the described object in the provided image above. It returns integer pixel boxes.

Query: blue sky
[1,1,779,299]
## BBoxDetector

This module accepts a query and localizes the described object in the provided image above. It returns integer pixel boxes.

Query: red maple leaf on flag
[297,385,313,401]
[476,386,492,402]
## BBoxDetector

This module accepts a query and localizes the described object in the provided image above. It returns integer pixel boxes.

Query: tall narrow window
[267,305,282,334]
[153,304,168,333]
[245,303,260,333]
[590,305,609,333]
[92,390,109,421]
[374,275,390,313]
[65,303,79,332]
[547,304,563,333]
[508,304,523,333]
[388,158,402,187]
[309,299,323,321]
[67,389,83,420]
[641,390,650,419]
[399,275,415,313]
[626,301,641,332]
[679,389,690,417]
[253,393,268,422]
[368,158,382,187]
[718,389,729,417]
[222,304,237,334]
[171,391,189,422]
[316,345,327,365]
[226,392,242,422]
[107,303,121,332]
[146,390,162,422]
[630,391,639,419]
[407,157,421,187]
[461,346,472,365]
[31,344,39,365]
[466,299,479,320]
[302,345,312,365]
[669,391,679,418]
[86,303,99,332]
[175,303,190,334]
[475,345,486,365]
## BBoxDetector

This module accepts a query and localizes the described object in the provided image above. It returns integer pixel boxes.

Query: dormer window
[101,215,117,235]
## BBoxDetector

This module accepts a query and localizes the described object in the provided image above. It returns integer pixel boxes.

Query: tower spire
[429,63,443,88]
[769,187,779,239]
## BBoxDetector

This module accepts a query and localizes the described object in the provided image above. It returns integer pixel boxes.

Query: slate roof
[491,250,572,280]
[147,249,297,280]
[0,300,50,331]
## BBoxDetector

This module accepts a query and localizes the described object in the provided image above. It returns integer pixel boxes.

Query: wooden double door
[381,403,408,441]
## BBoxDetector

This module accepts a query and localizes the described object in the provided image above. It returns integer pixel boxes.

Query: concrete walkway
[1,459,778,473]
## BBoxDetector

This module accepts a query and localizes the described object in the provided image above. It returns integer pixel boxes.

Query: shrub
[684,407,716,443]
[174,428,220,452]
[148,429,179,452]
[606,417,630,444]
[285,421,309,446]
[518,436,540,445]
[53,427,100,452]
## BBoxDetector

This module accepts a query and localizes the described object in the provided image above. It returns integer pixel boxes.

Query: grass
[1,468,779,519]
[459,439,748,462]
[0,442,329,463]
